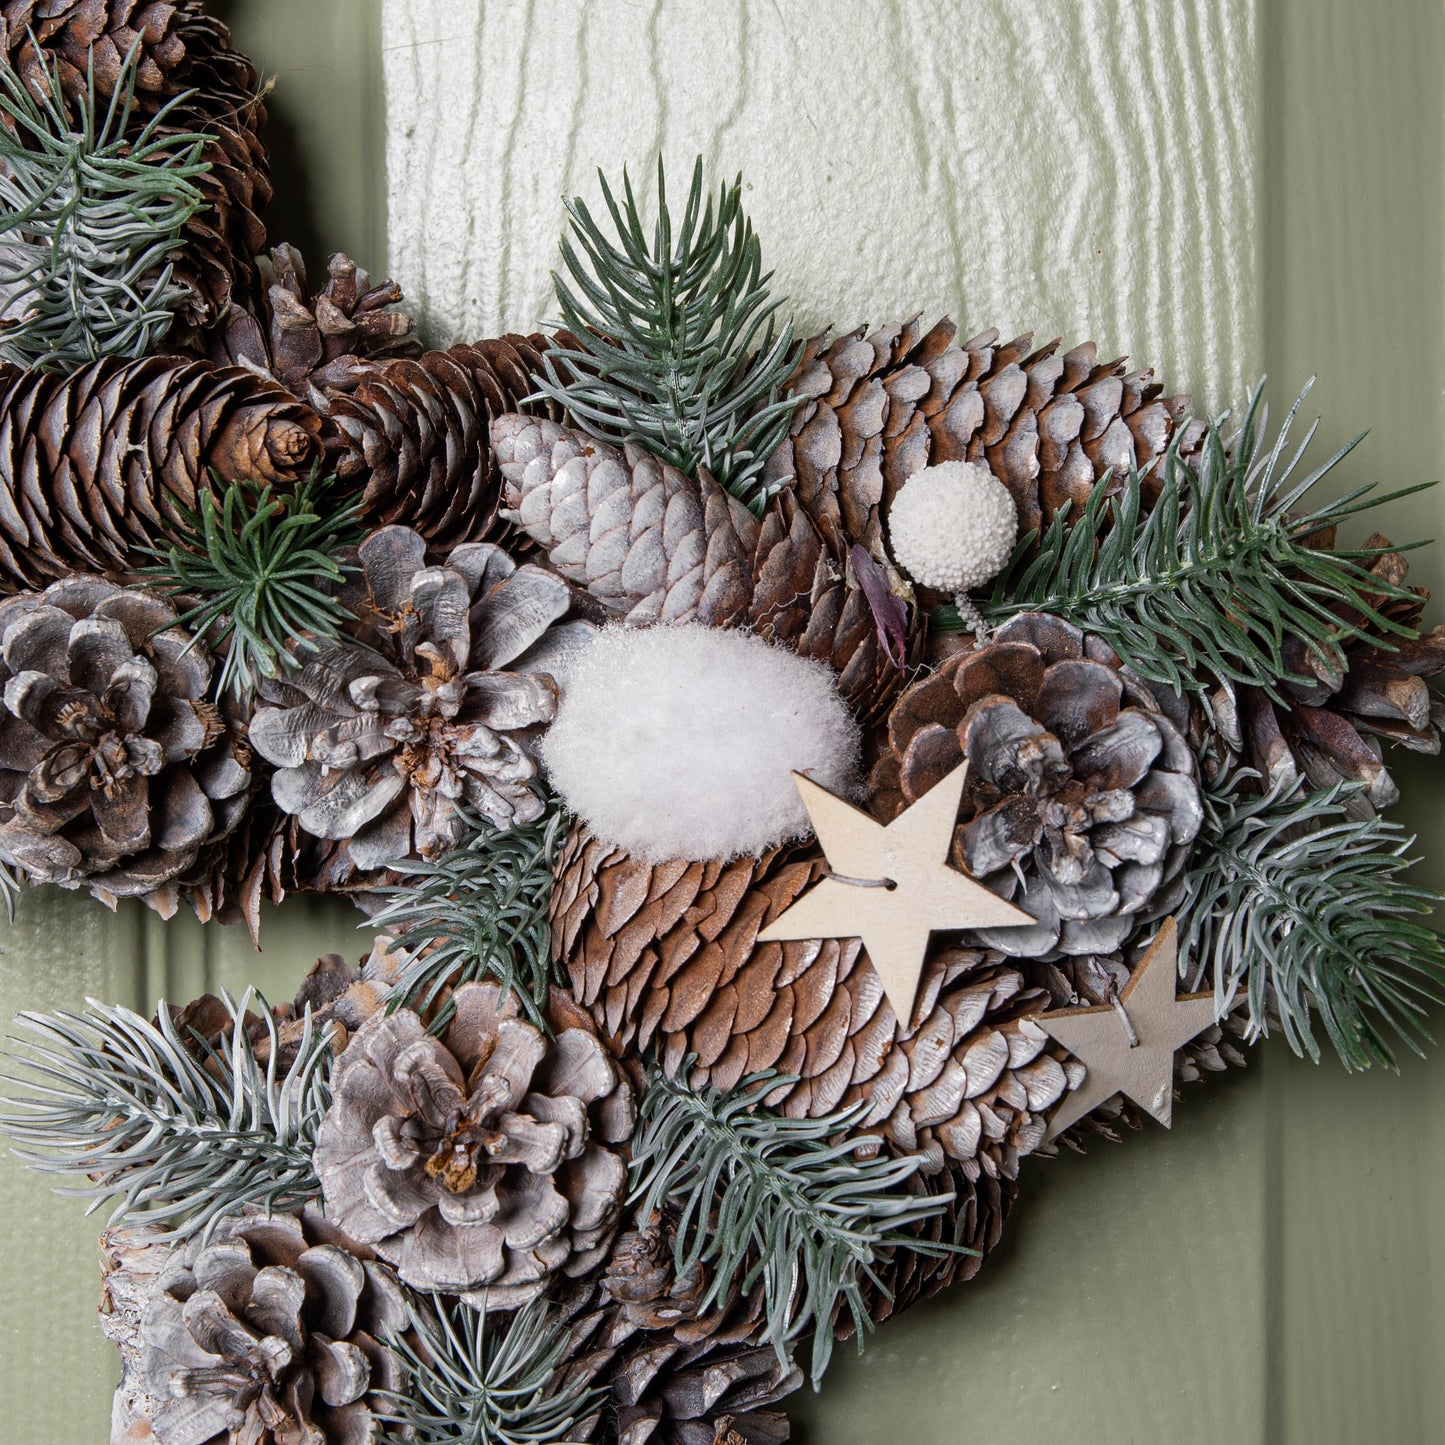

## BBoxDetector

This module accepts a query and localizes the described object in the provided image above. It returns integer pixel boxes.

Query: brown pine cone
[0,355,322,589]
[761,318,1205,560]
[319,337,561,550]
[493,414,760,627]
[203,243,419,399]
[869,611,1203,959]
[2,1,273,335]
[1213,533,1445,813]
[552,824,1072,1176]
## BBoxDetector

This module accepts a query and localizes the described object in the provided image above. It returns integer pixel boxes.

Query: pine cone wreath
[0,576,252,908]
[204,243,420,400]
[0,355,322,589]
[493,414,760,627]
[760,318,1205,560]
[1212,533,1445,812]
[136,1207,407,1445]
[869,611,1204,958]
[2,0,274,335]
[249,525,592,877]
[314,981,634,1308]
[325,336,565,551]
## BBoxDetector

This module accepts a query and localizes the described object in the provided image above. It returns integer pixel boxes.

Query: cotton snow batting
[540,624,862,861]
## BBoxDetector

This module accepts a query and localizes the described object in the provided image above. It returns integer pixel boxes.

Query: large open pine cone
[138,1208,406,1445]
[761,318,1204,559]
[250,526,591,875]
[0,356,322,589]
[870,612,1204,958]
[0,578,252,906]
[1212,534,1445,812]
[315,982,634,1309]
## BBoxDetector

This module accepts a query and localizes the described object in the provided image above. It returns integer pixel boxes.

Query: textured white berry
[887,460,1019,593]
[539,623,861,861]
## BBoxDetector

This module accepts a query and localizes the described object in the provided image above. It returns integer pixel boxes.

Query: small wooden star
[1036,917,1219,1141]
[757,763,1036,1025]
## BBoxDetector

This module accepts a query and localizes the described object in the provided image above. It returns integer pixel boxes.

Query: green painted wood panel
[1,2,1442,1442]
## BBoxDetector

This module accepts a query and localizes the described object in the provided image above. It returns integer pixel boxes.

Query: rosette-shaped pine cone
[553,826,1071,1176]
[1210,534,1445,813]
[250,525,591,875]
[493,414,761,628]
[205,244,420,400]
[138,1208,406,1445]
[315,982,635,1309]
[329,337,566,550]
[869,612,1204,958]
[760,318,1204,558]
[0,578,252,907]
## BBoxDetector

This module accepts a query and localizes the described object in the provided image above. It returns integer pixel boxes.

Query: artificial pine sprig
[0,39,209,370]
[534,155,802,512]
[629,1065,961,1387]
[143,468,363,697]
[941,382,1432,701]
[367,807,564,1032]
[0,990,332,1241]
[375,1293,602,1445]
[1179,775,1445,1070]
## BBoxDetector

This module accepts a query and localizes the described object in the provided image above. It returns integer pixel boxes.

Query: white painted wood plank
[382,0,1260,413]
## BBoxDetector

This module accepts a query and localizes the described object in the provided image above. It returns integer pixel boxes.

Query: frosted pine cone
[315,983,635,1309]
[0,578,252,907]
[249,526,592,873]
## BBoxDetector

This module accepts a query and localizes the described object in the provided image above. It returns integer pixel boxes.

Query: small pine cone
[0,356,322,589]
[748,486,919,726]
[325,337,563,550]
[761,318,1205,561]
[1211,534,1445,815]
[493,414,761,627]
[204,243,420,399]
[551,825,1071,1175]
[0,578,254,909]
[600,1207,765,1349]
[2,1,274,335]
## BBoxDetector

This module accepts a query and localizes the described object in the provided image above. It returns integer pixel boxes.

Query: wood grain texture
[381,0,1260,414]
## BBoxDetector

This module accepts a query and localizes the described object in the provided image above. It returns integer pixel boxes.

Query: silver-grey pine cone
[315,982,635,1310]
[138,1207,407,1445]
[870,613,1204,957]
[249,525,591,873]
[0,576,251,908]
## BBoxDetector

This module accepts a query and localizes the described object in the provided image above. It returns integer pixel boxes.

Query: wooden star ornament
[1036,917,1220,1141]
[757,762,1036,1025]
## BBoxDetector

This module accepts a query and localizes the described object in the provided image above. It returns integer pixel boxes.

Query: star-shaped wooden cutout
[1036,917,1220,1141]
[757,762,1036,1025]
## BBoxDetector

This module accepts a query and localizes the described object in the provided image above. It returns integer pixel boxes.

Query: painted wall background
[0,2,1441,1441]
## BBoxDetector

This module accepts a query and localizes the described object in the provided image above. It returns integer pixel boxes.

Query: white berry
[887,460,1018,593]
